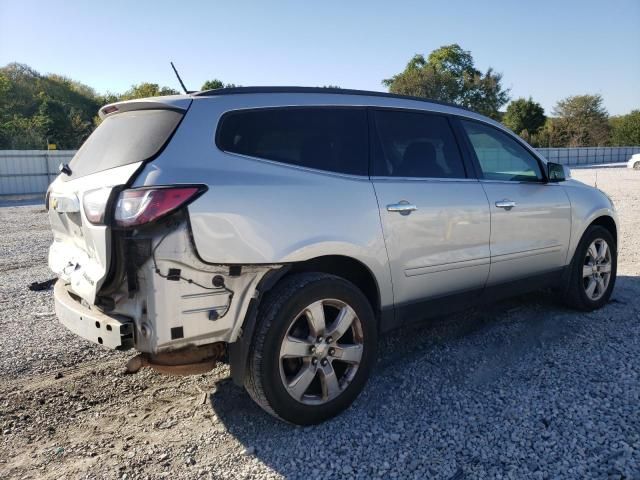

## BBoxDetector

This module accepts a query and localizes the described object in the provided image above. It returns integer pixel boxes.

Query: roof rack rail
[192,86,475,113]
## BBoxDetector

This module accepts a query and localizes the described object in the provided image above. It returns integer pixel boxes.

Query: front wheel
[563,225,617,311]
[245,272,377,425]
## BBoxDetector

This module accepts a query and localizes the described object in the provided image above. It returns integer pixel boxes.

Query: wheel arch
[589,215,617,246]
[228,254,383,386]
[286,255,381,316]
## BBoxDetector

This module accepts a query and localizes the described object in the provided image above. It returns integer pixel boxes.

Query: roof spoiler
[99,96,192,120]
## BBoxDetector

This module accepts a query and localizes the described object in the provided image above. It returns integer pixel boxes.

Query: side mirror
[547,162,568,182]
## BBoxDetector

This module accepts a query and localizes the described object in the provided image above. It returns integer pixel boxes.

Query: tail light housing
[113,186,206,228]
[83,187,112,224]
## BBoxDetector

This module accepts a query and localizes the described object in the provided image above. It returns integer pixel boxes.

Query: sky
[1,0,639,115]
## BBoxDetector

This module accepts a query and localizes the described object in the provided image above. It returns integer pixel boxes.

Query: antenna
[170,61,189,94]
[594,170,598,189]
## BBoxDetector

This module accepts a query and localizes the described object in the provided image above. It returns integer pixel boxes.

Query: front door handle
[387,201,417,215]
[495,199,517,210]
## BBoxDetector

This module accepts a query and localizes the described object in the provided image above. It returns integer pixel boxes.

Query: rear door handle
[387,201,417,215]
[495,200,517,210]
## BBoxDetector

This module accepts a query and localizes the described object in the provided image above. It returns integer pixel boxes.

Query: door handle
[387,201,417,215]
[495,199,517,210]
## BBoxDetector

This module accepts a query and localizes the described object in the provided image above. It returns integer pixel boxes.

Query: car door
[370,109,491,323]
[458,119,571,286]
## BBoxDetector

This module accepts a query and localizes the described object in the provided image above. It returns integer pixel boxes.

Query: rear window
[216,108,368,175]
[64,109,183,180]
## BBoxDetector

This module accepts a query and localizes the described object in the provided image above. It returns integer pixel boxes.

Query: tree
[0,63,100,149]
[551,94,610,147]
[120,83,179,100]
[382,44,510,119]
[201,79,237,91]
[609,110,640,146]
[201,79,224,90]
[503,97,546,137]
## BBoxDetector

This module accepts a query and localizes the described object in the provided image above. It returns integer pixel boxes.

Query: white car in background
[628,153,640,169]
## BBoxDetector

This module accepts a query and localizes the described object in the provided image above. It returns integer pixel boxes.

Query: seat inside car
[397,141,445,178]
[301,135,336,171]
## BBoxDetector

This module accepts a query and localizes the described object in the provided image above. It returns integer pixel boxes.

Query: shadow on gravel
[209,275,640,478]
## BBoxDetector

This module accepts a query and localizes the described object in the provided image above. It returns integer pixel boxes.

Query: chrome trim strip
[405,257,490,277]
[490,245,563,263]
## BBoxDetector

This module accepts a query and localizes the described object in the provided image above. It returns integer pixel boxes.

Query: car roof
[193,86,474,113]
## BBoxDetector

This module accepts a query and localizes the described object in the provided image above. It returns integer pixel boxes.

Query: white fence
[0,150,75,196]
[1,146,639,196]
[537,146,640,166]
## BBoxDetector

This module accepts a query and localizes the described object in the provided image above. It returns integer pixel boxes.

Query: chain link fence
[536,146,640,166]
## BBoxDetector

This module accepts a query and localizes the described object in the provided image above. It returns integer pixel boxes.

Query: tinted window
[461,120,543,182]
[66,109,183,180]
[217,108,368,175]
[372,110,466,178]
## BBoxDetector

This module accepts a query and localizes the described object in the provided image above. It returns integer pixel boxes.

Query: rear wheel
[245,272,377,425]
[634,161,640,170]
[563,225,617,311]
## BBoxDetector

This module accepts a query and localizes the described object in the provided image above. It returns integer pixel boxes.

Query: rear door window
[216,108,368,175]
[65,109,183,180]
[371,109,466,178]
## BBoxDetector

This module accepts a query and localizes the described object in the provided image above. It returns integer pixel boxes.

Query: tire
[245,272,377,425]
[563,225,617,311]
[634,161,640,170]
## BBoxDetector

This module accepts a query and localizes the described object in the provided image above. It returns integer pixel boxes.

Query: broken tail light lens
[114,186,205,228]
[83,187,112,224]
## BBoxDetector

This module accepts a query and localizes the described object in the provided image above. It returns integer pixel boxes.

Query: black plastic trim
[228,266,292,386]
[394,267,566,328]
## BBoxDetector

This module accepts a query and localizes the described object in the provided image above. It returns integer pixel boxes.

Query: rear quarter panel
[131,95,394,308]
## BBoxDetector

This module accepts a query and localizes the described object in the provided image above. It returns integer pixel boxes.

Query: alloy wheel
[582,238,612,301]
[278,299,364,405]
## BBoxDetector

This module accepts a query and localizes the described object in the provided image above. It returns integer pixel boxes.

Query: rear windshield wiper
[59,163,72,176]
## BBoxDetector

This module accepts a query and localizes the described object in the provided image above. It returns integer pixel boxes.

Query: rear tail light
[114,186,205,228]
[83,187,112,224]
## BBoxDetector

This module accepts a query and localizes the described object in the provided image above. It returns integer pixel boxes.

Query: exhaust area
[125,342,226,376]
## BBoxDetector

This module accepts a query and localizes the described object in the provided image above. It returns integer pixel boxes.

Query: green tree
[201,79,237,91]
[609,110,640,146]
[120,82,179,100]
[201,79,224,90]
[503,97,546,137]
[552,94,610,147]
[382,44,510,119]
[0,63,100,149]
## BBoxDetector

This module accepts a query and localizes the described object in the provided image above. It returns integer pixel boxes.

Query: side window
[460,120,543,182]
[372,110,466,178]
[216,108,367,175]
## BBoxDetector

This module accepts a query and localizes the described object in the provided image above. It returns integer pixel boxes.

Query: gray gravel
[1,166,639,479]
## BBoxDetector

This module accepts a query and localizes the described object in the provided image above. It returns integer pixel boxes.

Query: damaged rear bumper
[53,218,282,355]
[54,280,134,350]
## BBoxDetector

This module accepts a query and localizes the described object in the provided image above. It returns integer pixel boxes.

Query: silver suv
[47,87,618,424]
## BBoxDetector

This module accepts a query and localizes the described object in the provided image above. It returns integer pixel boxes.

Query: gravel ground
[1,166,639,479]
